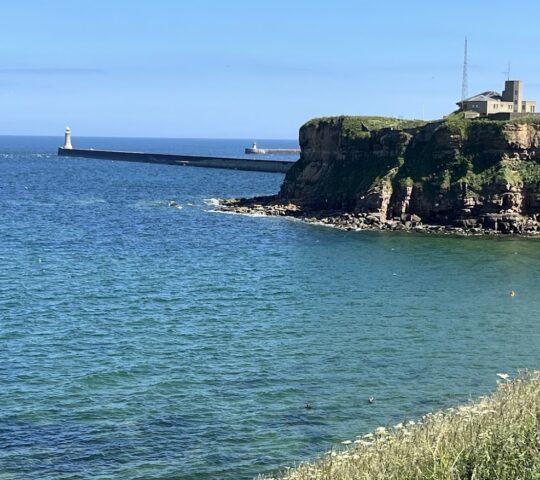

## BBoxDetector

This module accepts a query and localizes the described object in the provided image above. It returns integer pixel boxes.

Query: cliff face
[278,115,540,232]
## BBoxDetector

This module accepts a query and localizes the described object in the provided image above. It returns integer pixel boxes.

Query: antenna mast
[461,36,469,103]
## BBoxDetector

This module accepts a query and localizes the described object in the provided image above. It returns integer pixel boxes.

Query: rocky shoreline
[218,197,540,236]
[217,115,540,237]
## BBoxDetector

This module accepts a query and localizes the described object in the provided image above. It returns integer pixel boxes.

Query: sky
[2,0,540,139]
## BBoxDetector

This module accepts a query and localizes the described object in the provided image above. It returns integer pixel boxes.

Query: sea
[1,136,539,480]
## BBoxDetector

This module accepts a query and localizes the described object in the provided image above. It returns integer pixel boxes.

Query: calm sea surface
[1,136,539,480]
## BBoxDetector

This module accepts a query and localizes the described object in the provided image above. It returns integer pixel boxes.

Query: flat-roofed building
[457,80,536,117]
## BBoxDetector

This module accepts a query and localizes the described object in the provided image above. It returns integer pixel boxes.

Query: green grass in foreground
[260,372,540,480]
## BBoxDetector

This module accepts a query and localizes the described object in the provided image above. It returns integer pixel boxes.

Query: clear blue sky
[2,0,540,139]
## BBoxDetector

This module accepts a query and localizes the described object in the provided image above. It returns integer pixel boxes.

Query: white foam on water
[207,209,269,218]
[208,208,294,219]
[203,198,221,207]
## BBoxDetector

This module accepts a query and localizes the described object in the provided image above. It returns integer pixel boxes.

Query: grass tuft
[259,371,540,480]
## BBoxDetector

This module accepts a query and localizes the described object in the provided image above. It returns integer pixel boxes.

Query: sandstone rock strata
[220,115,540,235]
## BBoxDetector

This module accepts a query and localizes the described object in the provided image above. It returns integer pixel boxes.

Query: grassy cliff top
[303,116,428,139]
[305,113,540,139]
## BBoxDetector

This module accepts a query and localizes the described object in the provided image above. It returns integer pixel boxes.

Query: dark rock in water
[457,218,478,228]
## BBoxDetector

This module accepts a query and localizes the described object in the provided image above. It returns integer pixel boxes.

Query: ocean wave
[208,209,268,218]
[129,200,185,210]
[203,198,221,207]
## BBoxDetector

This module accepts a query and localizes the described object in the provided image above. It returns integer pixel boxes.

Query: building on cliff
[457,80,536,118]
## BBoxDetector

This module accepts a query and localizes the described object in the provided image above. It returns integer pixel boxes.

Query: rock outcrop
[222,115,540,235]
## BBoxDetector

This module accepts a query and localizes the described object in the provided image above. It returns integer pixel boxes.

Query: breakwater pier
[57,129,296,174]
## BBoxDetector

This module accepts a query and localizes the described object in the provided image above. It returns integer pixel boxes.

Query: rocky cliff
[222,114,540,234]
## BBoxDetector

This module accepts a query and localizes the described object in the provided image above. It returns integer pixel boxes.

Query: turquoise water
[1,136,539,480]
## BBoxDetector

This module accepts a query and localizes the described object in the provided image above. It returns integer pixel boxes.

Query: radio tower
[461,36,469,104]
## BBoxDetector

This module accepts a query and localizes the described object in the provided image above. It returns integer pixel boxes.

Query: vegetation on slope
[286,114,540,212]
[259,372,540,480]
[283,116,427,207]
[441,110,540,138]
[303,116,427,141]
[392,112,540,199]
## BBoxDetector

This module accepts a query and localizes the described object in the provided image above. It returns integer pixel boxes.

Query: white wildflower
[479,409,497,415]
[354,440,373,447]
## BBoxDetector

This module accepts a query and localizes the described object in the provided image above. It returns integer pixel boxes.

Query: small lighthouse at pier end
[63,127,73,149]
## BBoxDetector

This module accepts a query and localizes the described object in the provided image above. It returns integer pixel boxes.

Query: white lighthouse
[63,126,73,149]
